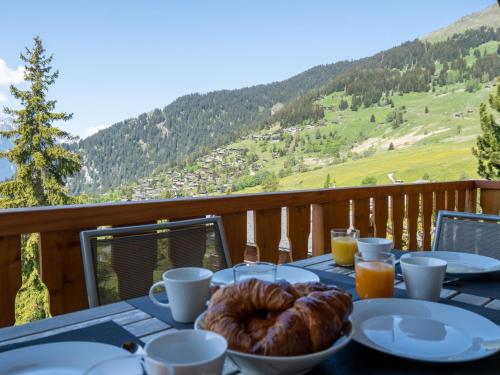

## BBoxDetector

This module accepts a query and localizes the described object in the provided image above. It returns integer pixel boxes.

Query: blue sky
[0,0,495,138]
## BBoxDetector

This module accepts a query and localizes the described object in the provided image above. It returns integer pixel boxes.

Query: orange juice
[355,261,394,299]
[331,237,358,266]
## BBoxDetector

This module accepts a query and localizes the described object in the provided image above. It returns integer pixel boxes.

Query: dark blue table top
[126,256,500,375]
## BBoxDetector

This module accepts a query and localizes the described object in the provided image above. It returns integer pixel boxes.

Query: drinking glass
[233,262,277,283]
[84,355,172,375]
[355,252,395,299]
[331,228,360,266]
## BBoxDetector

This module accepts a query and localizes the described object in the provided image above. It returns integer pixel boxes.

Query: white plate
[212,265,320,286]
[0,341,131,374]
[195,311,352,375]
[352,298,500,363]
[400,251,500,276]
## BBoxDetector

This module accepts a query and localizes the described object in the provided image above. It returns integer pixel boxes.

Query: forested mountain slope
[68,61,354,194]
[273,27,500,128]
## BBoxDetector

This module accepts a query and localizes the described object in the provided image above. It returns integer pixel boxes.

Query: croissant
[203,279,352,356]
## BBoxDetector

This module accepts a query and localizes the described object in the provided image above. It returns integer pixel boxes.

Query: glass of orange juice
[330,228,359,266]
[355,252,395,299]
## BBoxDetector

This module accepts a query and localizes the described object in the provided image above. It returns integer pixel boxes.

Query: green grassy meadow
[241,143,477,193]
[233,76,496,193]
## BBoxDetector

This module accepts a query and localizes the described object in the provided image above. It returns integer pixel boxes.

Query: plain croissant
[203,279,352,356]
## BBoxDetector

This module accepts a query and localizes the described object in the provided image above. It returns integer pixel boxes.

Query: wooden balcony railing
[0,179,499,327]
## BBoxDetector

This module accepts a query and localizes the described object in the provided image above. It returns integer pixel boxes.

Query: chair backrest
[80,216,231,307]
[432,210,500,259]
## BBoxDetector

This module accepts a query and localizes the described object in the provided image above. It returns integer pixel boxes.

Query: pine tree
[0,37,81,323]
[424,106,429,114]
[350,95,360,111]
[1,37,81,207]
[262,172,280,192]
[338,98,348,111]
[472,82,500,180]
[324,173,331,188]
[370,114,376,123]
[388,142,395,151]
[361,176,377,186]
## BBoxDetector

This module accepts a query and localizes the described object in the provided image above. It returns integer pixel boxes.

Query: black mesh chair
[432,210,500,260]
[80,217,231,307]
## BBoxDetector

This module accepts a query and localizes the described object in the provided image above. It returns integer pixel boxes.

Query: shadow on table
[313,340,500,375]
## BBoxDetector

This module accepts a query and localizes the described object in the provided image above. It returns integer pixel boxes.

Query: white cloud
[85,124,110,137]
[0,58,24,86]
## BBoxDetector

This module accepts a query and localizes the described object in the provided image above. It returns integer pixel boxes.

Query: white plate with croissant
[196,279,353,375]
[211,265,320,286]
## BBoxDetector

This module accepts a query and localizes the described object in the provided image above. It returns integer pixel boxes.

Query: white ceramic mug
[145,330,227,375]
[149,267,212,323]
[401,257,447,301]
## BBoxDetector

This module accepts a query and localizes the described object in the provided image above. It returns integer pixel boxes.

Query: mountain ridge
[423,4,500,43]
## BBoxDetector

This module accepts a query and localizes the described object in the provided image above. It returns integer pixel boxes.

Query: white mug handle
[149,281,170,308]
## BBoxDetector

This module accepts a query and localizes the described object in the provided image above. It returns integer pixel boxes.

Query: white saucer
[400,251,500,276]
[351,298,500,363]
[212,265,319,286]
[0,341,131,374]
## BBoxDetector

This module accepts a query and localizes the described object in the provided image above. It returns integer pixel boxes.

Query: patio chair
[80,216,231,307]
[432,210,500,259]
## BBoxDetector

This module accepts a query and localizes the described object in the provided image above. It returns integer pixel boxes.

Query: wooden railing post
[456,189,466,212]
[353,198,370,237]
[446,190,456,211]
[477,181,500,215]
[311,201,349,256]
[373,197,389,238]
[0,235,21,327]
[422,192,433,250]
[465,188,477,213]
[40,230,88,316]
[254,208,281,263]
[311,204,325,256]
[287,205,310,261]
[221,212,247,265]
[391,195,405,250]
[480,190,500,214]
[407,193,419,250]
[435,191,446,215]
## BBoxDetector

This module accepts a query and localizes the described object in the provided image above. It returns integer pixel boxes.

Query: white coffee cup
[149,267,212,323]
[356,238,393,255]
[145,330,227,375]
[401,257,447,301]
